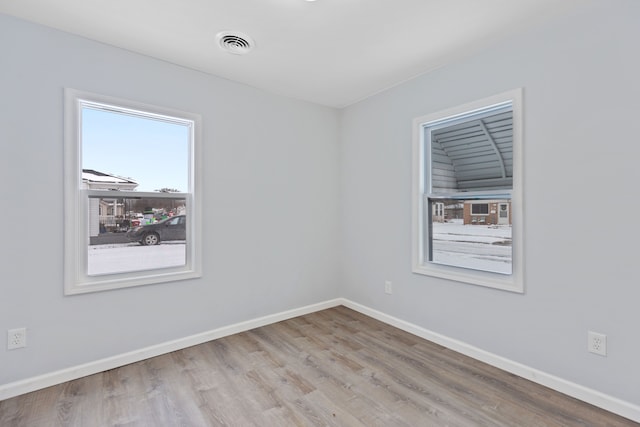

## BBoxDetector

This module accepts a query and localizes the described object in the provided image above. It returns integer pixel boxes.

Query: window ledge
[412,261,523,293]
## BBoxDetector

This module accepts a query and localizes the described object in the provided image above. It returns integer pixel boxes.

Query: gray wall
[0,14,340,384]
[2,0,639,409]
[339,0,640,404]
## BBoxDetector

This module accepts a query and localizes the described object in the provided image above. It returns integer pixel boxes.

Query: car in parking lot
[126,215,186,245]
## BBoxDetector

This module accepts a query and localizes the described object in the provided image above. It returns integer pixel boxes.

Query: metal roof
[430,109,513,194]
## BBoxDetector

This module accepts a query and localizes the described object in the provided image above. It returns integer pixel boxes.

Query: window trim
[411,89,524,293]
[64,88,202,295]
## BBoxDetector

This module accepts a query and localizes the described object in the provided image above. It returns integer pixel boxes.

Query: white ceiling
[0,0,580,108]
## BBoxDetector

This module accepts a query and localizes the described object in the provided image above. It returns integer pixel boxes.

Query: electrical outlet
[588,331,606,356]
[384,280,393,294]
[7,328,27,350]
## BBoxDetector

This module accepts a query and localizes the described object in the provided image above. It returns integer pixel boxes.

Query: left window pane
[65,88,201,294]
[82,107,190,276]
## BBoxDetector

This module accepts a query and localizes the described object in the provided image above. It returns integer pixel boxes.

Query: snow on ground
[87,242,186,275]
[431,219,512,274]
[86,219,512,276]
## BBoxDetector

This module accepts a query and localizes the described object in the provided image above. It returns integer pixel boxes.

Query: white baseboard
[2,297,638,424]
[0,298,342,401]
[340,298,640,424]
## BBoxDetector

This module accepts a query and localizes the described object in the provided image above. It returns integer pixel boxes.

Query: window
[412,89,523,292]
[64,89,202,294]
[471,203,489,215]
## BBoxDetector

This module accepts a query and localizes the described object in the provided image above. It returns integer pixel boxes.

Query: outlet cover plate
[384,280,393,294]
[8,328,27,350]
[588,331,606,356]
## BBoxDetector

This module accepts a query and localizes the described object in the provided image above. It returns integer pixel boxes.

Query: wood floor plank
[1,306,637,426]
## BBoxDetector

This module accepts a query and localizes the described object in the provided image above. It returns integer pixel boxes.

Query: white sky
[82,107,189,192]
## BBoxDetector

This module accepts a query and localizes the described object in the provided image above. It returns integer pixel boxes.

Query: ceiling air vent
[216,31,254,55]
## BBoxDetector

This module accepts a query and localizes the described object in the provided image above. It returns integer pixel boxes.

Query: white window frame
[411,89,524,292]
[64,88,202,295]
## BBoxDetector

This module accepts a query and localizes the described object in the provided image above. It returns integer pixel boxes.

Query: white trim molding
[412,88,524,293]
[1,298,638,424]
[341,299,640,424]
[0,299,342,401]
[63,88,203,295]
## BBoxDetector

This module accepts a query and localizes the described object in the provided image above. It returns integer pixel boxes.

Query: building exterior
[82,169,138,236]
[432,202,464,223]
[463,200,511,225]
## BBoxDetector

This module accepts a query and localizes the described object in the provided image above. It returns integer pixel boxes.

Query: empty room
[1,0,639,425]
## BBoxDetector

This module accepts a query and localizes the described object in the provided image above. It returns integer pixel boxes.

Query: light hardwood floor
[0,306,636,426]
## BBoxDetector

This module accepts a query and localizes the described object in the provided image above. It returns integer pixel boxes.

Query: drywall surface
[0,14,340,385]
[339,0,640,405]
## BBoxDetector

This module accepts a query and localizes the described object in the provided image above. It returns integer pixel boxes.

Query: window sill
[412,262,524,293]
[64,267,201,295]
